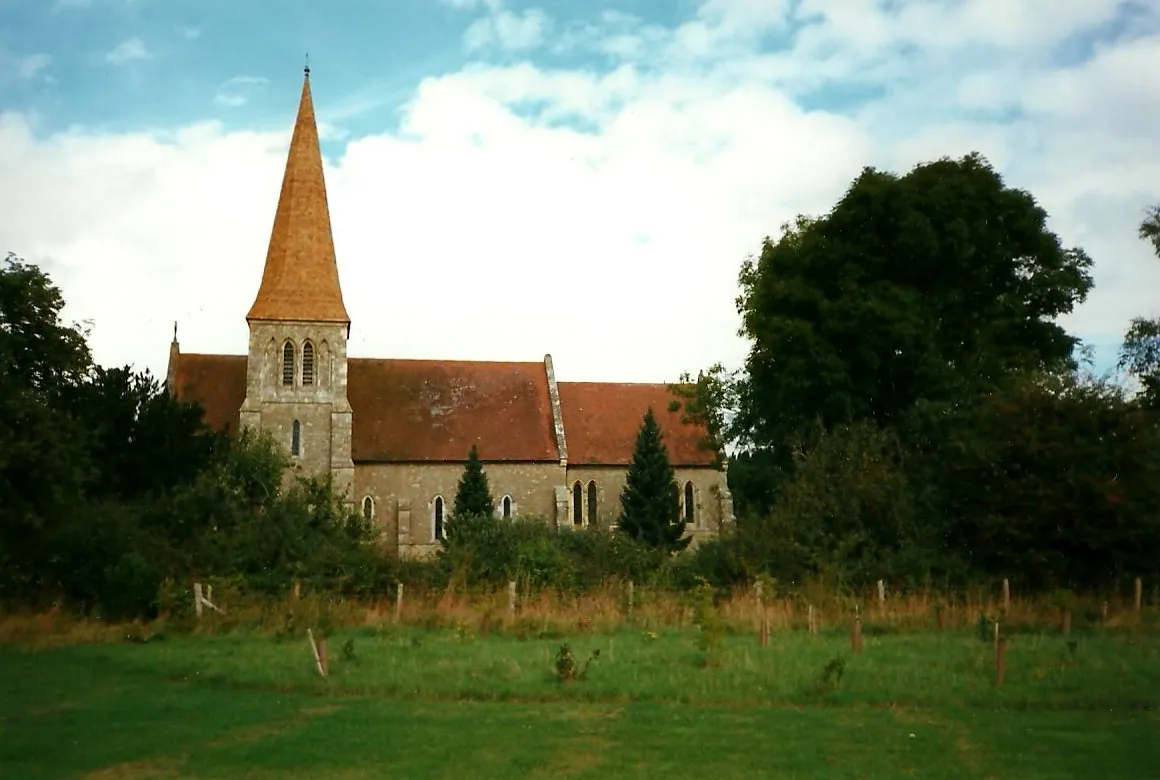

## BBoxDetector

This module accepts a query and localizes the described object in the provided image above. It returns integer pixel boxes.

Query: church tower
[239,67,354,502]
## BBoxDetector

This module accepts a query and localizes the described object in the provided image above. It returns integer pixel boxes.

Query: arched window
[572,481,583,527]
[684,481,695,525]
[302,341,315,386]
[362,496,374,521]
[587,481,598,529]
[502,495,513,519]
[282,341,295,386]
[290,420,301,457]
[433,496,445,541]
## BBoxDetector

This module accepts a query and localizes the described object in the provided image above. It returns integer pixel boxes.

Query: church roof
[347,358,558,462]
[169,354,718,468]
[169,353,248,434]
[557,381,715,467]
[246,69,350,327]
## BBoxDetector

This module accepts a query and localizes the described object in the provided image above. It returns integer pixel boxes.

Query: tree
[733,153,1094,452]
[452,444,494,519]
[1118,204,1160,407]
[617,408,689,552]
[1139,204,1160,257]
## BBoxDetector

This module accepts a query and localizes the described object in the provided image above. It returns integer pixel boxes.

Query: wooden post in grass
[627,581,635,623]
[759,616,769,647]
[877,579,886,606]
[507,580,517,625]
[1101,601,1109,626]
[994,635,1006,689]
[808,604,817,635]
[307,629,327,678]
[755,579,764,615]
[1061,609,1071,637]
[1134,578,1143,613]
[851,606,862,653]
[394,582,403,625]
[1002,578,1010,615]
[292,581,301,600]
[193,583,204,619]
[993,619,999,651]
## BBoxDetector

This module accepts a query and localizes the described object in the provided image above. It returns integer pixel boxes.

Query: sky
[1,0,1159,386]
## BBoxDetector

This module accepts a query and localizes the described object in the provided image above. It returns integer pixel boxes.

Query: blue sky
[1,0,1159,386]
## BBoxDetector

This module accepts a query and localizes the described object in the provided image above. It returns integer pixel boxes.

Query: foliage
[617,408,690,552]
[1139,203,1160,258]
[451,444,495,520]
[553,644,600,682]
[1119,317,1160,408]
[732,153,1093,451]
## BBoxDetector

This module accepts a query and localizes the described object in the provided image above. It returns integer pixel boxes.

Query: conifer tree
[617,408,690,551]
[452,444,494,518]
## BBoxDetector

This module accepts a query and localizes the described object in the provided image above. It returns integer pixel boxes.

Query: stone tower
[238,67,354,503]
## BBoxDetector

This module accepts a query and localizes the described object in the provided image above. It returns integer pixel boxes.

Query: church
[166,69,735,557]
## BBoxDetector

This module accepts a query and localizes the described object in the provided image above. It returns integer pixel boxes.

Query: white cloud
[105,38,151,65]
[213,75,269,108]
[179,26,202,40]
[3,0,1160,387]
[16,54,51,79]
[464,8,551,52]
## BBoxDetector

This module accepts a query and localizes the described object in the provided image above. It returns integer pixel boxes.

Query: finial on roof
[304,51,310,77]
[172,321,178,342]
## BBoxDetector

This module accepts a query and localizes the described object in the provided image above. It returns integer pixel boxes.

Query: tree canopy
[735,153,1094,450]
[452,444,494,520]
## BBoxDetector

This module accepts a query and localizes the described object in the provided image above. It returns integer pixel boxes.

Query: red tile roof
[169,353,560,463]
[169,353,247,434]
[169,356,717,467]
[557,382,716,467]
[347,358,558,462]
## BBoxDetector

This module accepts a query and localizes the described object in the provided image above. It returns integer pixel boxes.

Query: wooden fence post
[994,635,1006,689]
[193,583,203,619]
[307,629,327,678]
[1134,577,1143,613]
[394,582,403,625]
[627,581,634,623]
[807,604,817,635]
[851,607,862,653]
[507,580,517,624]
[877,579,886,605]
[1002,578,1010,614]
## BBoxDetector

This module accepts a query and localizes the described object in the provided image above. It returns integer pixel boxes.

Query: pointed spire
[247,67,350,328]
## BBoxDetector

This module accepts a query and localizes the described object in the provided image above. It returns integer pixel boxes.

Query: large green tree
[617,409,689,552]
[734,153,1093,452]
[1118,204,1160,408]
[452,444,494,519]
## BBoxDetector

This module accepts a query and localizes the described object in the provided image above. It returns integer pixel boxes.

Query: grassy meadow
[2,587,1159,778]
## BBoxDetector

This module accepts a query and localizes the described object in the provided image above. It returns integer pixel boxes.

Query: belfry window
[684,481,695,525]
[302,341,315,385]
[282,341,295,386]
[587,481,598,529]
[291,420,301,457]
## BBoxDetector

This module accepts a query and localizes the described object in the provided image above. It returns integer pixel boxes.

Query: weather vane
[304,52,310,76]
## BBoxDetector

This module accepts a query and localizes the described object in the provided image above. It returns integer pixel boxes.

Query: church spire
[247,67,350,328]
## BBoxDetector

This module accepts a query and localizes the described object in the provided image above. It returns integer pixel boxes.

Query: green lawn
[2,625,1158,778]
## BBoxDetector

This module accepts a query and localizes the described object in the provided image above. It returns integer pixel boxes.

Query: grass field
[2,611,1159,779]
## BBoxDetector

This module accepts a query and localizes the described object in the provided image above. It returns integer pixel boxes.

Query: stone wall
[563,465,730,546]
[354,460,566,557]
[353,459,731,558]
[239,320,353,500]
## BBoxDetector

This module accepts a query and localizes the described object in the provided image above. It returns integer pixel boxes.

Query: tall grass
[2,579,1154,647]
